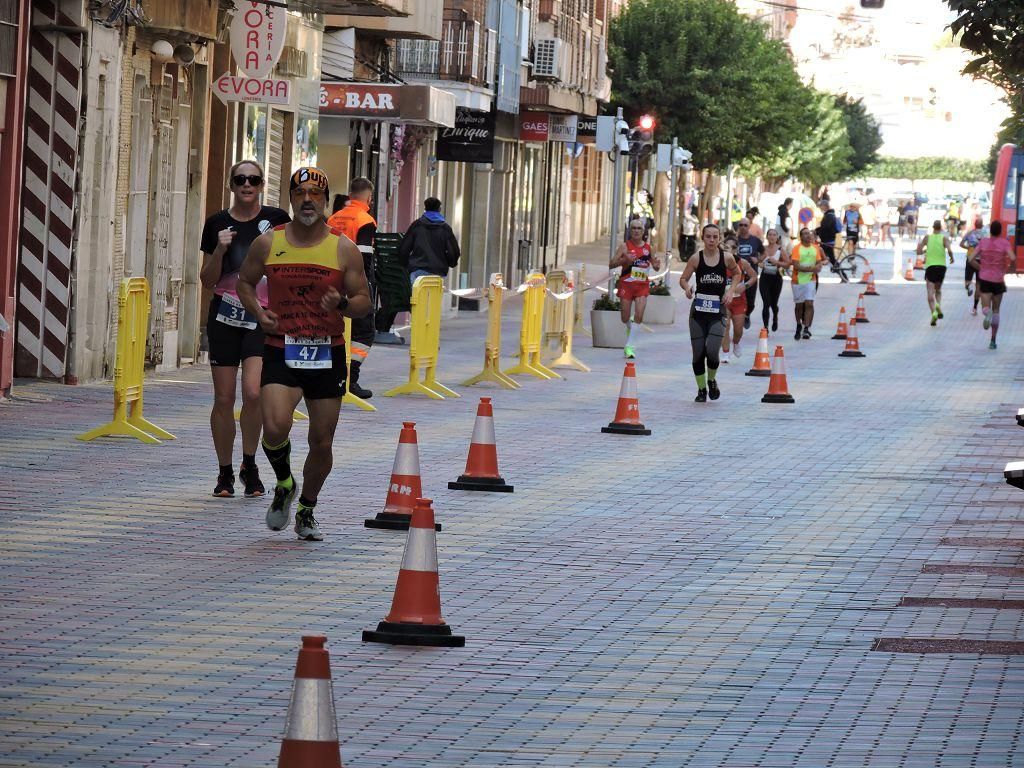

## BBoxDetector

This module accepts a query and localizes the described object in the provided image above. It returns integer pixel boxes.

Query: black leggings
[759,272,783,327]
[689,309,727,376]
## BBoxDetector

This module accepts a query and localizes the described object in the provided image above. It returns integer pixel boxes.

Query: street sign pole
[665,136,678,266]
[608,107,625,295]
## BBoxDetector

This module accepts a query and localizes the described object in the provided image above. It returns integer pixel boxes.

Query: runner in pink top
[968,220,1016,349]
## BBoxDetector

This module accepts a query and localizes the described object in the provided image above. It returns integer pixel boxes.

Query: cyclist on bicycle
[842,203,864,257]
[816,199,839,269]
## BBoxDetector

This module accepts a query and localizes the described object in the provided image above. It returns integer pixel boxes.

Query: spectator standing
[398,197,462,284]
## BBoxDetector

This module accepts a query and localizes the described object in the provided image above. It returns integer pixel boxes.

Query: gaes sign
[230,1,287,80]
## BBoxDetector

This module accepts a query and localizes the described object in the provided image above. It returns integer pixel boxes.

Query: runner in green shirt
[915,220,954,326]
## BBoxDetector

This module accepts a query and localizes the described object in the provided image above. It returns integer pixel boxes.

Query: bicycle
[828,249,871,283]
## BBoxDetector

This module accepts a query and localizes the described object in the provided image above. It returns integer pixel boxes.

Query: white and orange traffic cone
[448,397,513,492]
[278,635,343,768]
[831,306,848,340]
[362,498,465,648]
[854,293,870,323]
[366,422,439,531]
[864,271,879,296]
[601,361,651,435]
[904,259,916,281]
[761,346,795,403]
[745,328,772,377]
[839,318,865,357]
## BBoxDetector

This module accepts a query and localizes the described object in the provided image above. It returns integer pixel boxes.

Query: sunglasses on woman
[232,174,263,187]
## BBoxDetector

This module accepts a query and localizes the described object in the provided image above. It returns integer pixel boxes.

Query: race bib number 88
[694,293,721,314]
[284,335,332,369]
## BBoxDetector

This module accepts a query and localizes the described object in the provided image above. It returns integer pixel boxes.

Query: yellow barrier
[384,275,458,399]
[77,278,175,444]
[543,270,590,372]
[462,273,520,390]
[504,271,559,380]
[342,316,376,410]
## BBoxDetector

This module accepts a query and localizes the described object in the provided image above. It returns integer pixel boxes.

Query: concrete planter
[591,309,627,348]
[642,294,677,325]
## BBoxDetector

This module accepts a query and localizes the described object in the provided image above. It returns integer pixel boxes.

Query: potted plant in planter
[590,292,627,348]
[643,278,677,325]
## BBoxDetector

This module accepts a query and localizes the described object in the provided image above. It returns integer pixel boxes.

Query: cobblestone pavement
[2,245,1023,767]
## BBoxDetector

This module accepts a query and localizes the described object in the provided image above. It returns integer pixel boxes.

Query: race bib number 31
[284,335,332,369]
[216,293,257,330]
[694,293,721,314]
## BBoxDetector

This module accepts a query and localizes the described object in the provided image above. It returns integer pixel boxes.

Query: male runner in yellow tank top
[237,167,371,541]
[916,219,954,326]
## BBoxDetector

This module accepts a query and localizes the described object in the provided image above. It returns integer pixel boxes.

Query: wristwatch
[337,294,349,313]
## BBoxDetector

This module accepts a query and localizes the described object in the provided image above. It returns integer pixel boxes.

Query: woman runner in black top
[679,224,743,402]
[200,159,290,498]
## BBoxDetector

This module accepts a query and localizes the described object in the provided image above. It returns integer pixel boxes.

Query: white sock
[627,321,640,348]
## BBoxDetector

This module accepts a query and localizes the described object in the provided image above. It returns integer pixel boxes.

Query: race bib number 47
[694,293,721,313]
[284,335,332,369]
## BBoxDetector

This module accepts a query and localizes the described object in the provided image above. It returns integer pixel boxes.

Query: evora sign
[230,1,287,79]
[213,73,291,105]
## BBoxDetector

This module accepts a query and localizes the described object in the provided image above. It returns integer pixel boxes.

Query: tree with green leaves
[947,0,1024,96]
[834,94,882,177]
[608,0,811,173]
[861,156,989,183]
[740,89,853,188]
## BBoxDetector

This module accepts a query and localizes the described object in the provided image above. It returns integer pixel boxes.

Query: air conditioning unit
[532,38,562,80]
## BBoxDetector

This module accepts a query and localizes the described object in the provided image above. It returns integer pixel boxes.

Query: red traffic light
[638,114,655,131]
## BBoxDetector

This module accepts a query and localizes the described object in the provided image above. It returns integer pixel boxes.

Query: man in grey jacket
[398,197,461,284]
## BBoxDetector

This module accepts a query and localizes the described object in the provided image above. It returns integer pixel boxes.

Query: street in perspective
[2,0,1024,766]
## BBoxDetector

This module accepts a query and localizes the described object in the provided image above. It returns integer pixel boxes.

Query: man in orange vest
[326,177,376,398]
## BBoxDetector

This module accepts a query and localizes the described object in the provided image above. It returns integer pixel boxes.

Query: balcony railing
[394,19,495,87]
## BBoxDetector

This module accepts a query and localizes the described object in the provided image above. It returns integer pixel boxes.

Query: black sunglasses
[232,174,263,187]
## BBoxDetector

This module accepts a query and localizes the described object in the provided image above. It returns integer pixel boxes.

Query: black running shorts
[924,265,947,285]
[207,296,265,367]
[261,344,347,400]
[978,278,1007,295]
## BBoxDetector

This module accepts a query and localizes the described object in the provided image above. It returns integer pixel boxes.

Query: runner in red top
[611,217,662,359]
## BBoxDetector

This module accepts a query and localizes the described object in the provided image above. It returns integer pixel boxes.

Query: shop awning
[319,82,455,127]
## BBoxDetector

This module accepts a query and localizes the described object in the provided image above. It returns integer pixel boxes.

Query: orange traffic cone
[362,498,465,647]
[602,361,651,435]
[761,346,795,403]
[745,328,772,377]
[904,259,915,281]
[278,636,343,768]
[831,306,848,340]
[854,293,870,323]
[839,318,865,357]
[448,397,513,492]
[859,266,870,284]
[366,422,439,531]
[865,271,879,296]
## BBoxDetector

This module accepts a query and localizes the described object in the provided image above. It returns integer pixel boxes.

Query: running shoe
[967,284,974,296]
[624,346,635,359]
[936,304,943,319]
[732,344,741,359]
[794,324,802,341]
[708,379,720,401]
[239,464,265,498]
[694,388,708,403]
[990,340,997,350]
[743,316,751,330]
[983,311,992,330]
[294,507,323,541]
[930,310,938,326]
[772,316,778,332]
[213,471,234,498]
[971,307,978,316]
[266,478,296,531]
[802,328,812,340]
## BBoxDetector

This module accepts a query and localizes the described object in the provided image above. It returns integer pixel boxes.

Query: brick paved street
[2,245,1024,767]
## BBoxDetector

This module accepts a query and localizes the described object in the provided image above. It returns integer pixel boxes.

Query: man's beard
[297,208,319,226]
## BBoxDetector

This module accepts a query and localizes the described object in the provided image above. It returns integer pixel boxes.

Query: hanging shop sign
[230,1,288,79]
[436,108,496,163]
[319,82,402,118]
[548,114,578,143]
[519,113,549,142]
[575,116,597,144]
[213,72,291,105]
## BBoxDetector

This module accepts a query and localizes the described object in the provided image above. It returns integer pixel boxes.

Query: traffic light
[629,114,655,157]
[927,87,937,106]
[860,0,884,7]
